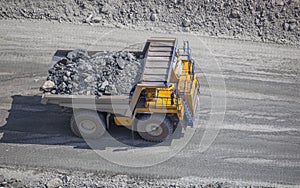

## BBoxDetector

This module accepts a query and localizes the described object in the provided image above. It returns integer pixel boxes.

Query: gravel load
[41,49,143,96]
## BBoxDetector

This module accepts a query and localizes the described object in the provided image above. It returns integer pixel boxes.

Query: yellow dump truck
[41,37,200,142]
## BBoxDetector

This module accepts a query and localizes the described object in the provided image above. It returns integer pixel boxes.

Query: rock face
[41,49,143,96]
[0,0,299,45]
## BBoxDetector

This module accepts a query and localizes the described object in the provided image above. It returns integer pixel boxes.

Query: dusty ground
[0,19,299,187]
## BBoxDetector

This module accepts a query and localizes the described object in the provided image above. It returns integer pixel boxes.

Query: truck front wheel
[70,110,106,139]
[136,114,173,142]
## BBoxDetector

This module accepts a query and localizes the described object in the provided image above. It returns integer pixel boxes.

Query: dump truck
[41,37,200,142]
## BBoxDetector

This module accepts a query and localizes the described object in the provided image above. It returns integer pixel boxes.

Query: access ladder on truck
[128,38,179,114]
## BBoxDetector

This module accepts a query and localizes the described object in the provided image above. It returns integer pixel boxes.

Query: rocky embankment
[0,0,299,45]
[0,167,234,188]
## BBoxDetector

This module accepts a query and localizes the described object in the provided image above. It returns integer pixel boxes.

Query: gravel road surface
[0,20,299,187]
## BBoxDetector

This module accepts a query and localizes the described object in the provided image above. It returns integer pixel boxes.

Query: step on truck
[41,37,200,142]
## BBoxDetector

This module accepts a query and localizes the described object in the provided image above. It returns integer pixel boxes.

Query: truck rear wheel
[70,110,106,139]
[136,114,173,142]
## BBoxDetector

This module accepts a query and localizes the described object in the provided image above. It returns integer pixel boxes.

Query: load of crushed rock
[41,49,143,96]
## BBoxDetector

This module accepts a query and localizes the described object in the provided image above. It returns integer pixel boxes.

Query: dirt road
[0,20,299,186]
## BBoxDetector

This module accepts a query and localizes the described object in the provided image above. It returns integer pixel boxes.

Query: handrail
[178,41,191,61]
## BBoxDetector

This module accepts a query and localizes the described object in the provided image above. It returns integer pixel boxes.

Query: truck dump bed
[42,38,178,115]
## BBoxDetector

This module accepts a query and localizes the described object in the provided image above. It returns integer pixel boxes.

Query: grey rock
[116,58,125,69]
[289,23,296,31]
[150,13,157,21]
[230,9,241,18]
[182,18,191,27]
[110,85,118,95]
[183,27,190,32]
[85,14,93,23]
[288,19,297,23]
[127,53,135,61]
[283,22,289,30]
[67,51,77,60]
[61,82,67,89]
[84,75,93,83]
[104,89,111,95]
[119,51,127,58]
[72,75,79,81]
[92,16,102,23]
[63,76,68,82]
[66,71,71,77]
[99,80,109,91]
[1,181,7,186]
[81,73,90,78]
[46,178,63,188]
[41,80,55,91]
[276,0,284,6]
[100,4,110,14]
[8,178,17,184]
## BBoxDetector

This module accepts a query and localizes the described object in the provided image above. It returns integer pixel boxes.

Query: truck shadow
[0,95,184,150]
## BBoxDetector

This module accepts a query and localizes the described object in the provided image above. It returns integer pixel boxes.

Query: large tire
[70,110,106,139]
[136,114,173,142]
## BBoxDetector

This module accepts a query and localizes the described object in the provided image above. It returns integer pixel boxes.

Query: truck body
[41,37,200,142]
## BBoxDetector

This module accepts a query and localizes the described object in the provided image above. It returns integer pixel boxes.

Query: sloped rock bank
[0,0,299,45]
